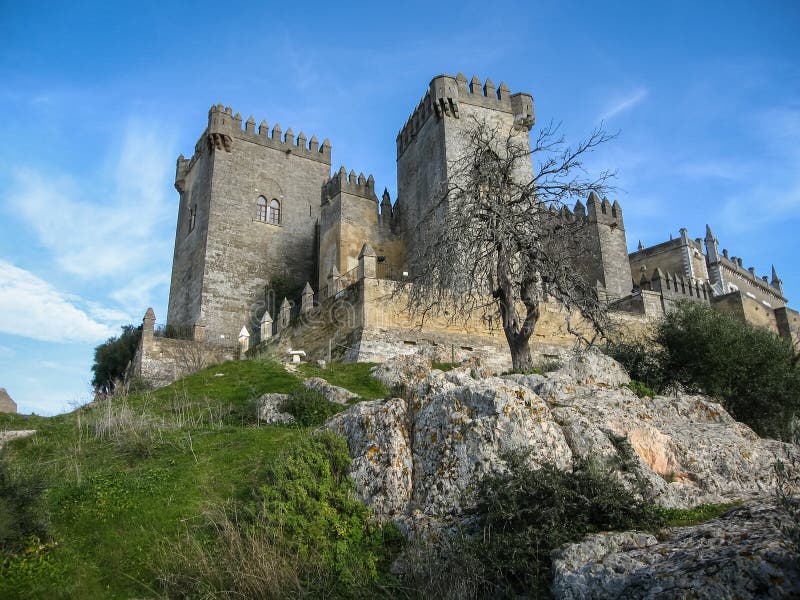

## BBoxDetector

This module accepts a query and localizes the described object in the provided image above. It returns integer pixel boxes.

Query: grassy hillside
[1,354,750,599]
[0,357,359,599]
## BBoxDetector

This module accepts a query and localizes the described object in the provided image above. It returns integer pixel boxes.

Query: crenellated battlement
[717,253,787,302]
[396,73,535,157]
[205,104,331,164]
[641,268,712,303]
[321,166,378,203]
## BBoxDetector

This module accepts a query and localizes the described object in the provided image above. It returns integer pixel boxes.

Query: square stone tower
[166,105,331,339]
[394,73,535,266]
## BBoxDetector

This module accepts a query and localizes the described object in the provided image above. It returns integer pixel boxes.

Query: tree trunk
[509,332,534,372]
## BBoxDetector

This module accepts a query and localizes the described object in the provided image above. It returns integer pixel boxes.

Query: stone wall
[0,388,17,414]
[266,262,654,374]
[712,290,800,344]
[131,309,237,389]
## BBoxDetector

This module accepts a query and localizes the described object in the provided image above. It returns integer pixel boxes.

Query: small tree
[91,325,141,394]
[406,118,615,371]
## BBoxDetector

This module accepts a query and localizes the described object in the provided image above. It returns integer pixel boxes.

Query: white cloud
[6,120,176,279]
[109,272,171,315]
[599,88,648,122]
[0,259,115,343]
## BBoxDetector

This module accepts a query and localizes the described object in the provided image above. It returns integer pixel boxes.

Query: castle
[131,73,799,387]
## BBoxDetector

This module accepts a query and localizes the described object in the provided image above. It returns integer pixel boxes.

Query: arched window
[268,199,281,225]
[256,196,267,222]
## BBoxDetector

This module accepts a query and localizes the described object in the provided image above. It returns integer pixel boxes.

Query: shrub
[398,453,662,598]
[0,461,48,553]
[281,388,343,427]
[609,302,800,440]
[606,338,666,393]
[157,432,402,598]
[625,380,656,399]
[657,302,800,439]
[91,324,142,394]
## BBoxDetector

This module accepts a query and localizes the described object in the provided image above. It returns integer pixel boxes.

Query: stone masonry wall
[167,150,213,329]
[131,334,236,389]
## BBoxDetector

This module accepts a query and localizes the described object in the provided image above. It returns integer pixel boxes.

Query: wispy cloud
[599,88,649,121]
[674,159,744,181]
[0,259,115,343]
[5,120,175,279]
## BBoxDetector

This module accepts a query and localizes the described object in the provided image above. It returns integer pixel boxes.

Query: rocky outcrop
[257,393,294,424]
[303,377,358,404]
[551,501,800,599]
[321,351,797,537]
[0,429,36,448]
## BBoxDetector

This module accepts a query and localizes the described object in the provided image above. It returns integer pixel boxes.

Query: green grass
[657,501,742,527]
[0,356,399,598]
[297,362,388,400]
[0,358,309,599]
[432,362,458,372]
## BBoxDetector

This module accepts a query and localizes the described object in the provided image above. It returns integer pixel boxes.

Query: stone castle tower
[167,105,331,339]
[394,74,534,261]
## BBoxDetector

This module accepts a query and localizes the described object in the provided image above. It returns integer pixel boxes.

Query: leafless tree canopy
[405,117,616,371]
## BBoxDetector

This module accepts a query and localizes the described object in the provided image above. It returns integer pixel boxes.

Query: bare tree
[405,117,615,371]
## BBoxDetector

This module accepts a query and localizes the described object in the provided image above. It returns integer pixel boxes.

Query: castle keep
[132,73,799,386]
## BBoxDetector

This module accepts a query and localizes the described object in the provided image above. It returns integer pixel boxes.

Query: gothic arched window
[256,196,267,222]
[268,198,281,225]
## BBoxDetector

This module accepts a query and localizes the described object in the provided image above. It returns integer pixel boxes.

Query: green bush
[625,380,656,399]
[606,339,666,393]
[399,453,662,598]
[609,302,800,440]
[281,387,343,427]
[159,432,402,598]
[91,324,142,393]
[0,462,48,553]
[259,432,402,592]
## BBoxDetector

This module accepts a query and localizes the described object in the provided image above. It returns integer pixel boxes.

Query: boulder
[322,398,413,518]
[551,501,800,599]
[370,353,432,391]
[257,393,294,424]
[0,429,35,448]
[303,377,358,404]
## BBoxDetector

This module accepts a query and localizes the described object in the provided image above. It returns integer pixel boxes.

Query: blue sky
[0,1,798,414]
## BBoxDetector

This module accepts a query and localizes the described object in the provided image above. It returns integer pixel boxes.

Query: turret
[771,265,784,295]
[381,188,393,222]
[582,191,630,301]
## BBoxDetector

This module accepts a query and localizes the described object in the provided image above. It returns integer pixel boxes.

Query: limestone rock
[410,376,572,518]
[257,393,294,424]
[327,349,797,538]
[551,502,800,599]
[322,398,413,518]
[0,429,36,448]
[303,377,358,404]
[322,373,572,531]
[370,353,433,391]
